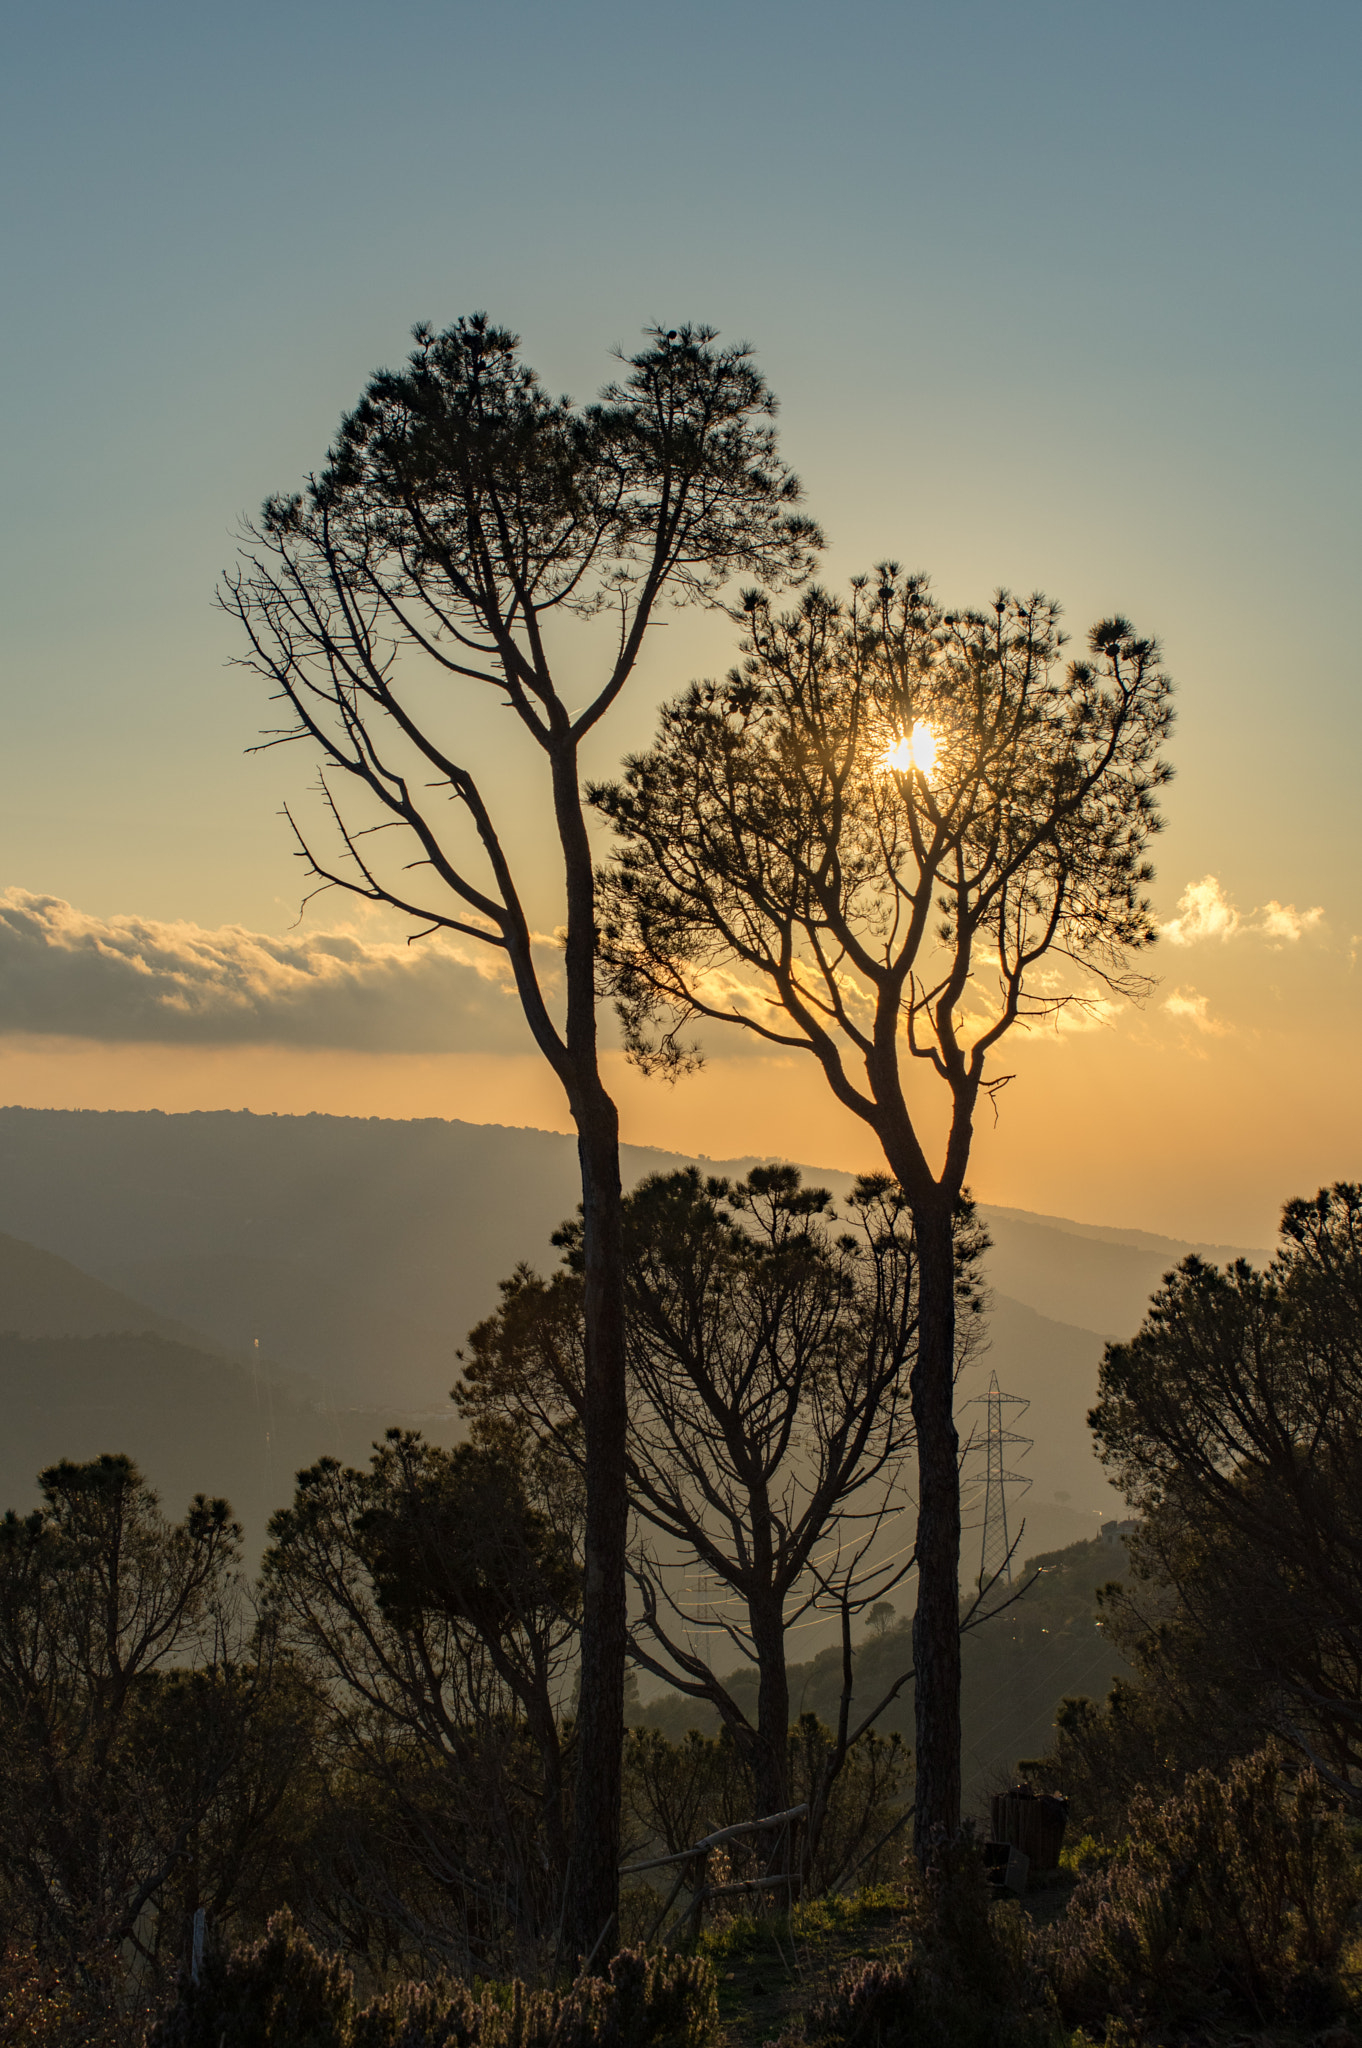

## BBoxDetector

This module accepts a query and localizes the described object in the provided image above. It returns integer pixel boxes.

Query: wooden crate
[989,1786,1068,1872]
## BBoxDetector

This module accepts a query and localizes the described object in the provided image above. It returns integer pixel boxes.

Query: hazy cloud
[1163,875,1323,949]
[1257,899,1325,943]
[1163,877,1241,946]
[1163,986,1229,1035]
[0,890,539,1052]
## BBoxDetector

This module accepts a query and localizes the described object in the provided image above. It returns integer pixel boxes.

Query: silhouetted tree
[622,1715,910,1901]
[0,1456,270,1990]
[264,1426,581,1974]
[458,1165,985,1845]
[1091,1183,1362,1799]
[593,573,1173,1851]
[137,1653,322,1979]
[223,317,818,1958]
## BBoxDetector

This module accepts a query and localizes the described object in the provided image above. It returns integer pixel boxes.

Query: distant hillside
[0,1105,1268,1529]
[633,1533,1133,1814]
[0,1107,654,1407]
[0,1327,445,1557]
[981,1206,1266,1339]
[106,1250,452,1412]
[0,1229,222,1351]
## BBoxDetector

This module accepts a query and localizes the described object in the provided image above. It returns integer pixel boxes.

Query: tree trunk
[751,1592,791,1849]
[526,1686,571,1935]
[568,1091,629,1964]
[910,1197,961,1859]
[549,722,629,1969]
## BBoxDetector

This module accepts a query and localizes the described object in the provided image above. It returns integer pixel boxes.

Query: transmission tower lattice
[965,1373,1032,1589]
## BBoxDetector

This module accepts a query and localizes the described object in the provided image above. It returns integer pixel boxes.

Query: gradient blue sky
[1,0,1358,1239]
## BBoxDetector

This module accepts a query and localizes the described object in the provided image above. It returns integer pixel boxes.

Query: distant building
[1101,1518,1138,1548]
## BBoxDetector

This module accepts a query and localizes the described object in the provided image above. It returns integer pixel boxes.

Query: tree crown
[223,316,819,1071]
[593,570,1173,1192]
[1090,1183,1362,1790]
[456,1168,986,1678]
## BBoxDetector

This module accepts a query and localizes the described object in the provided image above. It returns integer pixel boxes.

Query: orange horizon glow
[2,1019,1354,1251]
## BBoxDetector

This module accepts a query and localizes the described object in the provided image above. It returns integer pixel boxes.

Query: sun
[879,720,939,779]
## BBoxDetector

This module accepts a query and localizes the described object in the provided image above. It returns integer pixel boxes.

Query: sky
[1,0,1358,1246]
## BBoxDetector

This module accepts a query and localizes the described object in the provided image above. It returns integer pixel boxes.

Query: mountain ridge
[0,1229,231,1355]
[0,1104,1268,1551]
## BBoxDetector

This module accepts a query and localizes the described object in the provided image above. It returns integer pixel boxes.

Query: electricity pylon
[964,1372,1032,1589]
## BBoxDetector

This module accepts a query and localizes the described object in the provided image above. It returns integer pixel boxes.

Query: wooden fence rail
[620,1803,810,1946]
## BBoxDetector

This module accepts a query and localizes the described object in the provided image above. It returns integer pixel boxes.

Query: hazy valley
[0,1104,1264,1568]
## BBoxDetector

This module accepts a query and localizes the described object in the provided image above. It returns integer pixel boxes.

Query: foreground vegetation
[11,1749,1359,2048]
[2,1182,1361,2043]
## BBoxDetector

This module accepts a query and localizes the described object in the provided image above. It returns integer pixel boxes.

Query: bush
[155,1919,717,2048]
[622,1715,909,1906]
[150,1910,355,2048]
[353,1948,715,2048]
[590,1947,717,2048]
[0,1945,105,2048]
[0,1941,164,2048]
[1037,1744,1362,2031]
[349,1978,482,2048]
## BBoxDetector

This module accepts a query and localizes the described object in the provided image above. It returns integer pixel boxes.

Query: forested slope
[632,1535,1131,1814]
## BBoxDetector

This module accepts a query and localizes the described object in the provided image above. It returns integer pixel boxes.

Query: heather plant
[1037,1744,1362,2031]
[154,1916,717,2048]
[150,1909,354,2048]
[353,1948,716,2048]
[347,1979,482,2048]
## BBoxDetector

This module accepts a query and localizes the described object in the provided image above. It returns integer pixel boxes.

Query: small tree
[593,572,1173,1850]
[1091,1183,1362,1796]
[0,1456,247,1983]
[264,1426,581,1973]
[458,1164,986,1843]
[223,317,818,1956]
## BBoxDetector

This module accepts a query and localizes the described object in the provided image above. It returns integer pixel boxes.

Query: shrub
[354,1948,716,2048]
[623,1716,910,1904]
[0,1940,161,2048]
[149,1909,354,2048]
[0,1946,88,2048]
[792,1936,1055,2048]
[156,1925,717,2048]
[591,1947,717,2048]
[349,1978,482,2048]
[1037,1744,1362,2031]
[1056,1834,1109,1878]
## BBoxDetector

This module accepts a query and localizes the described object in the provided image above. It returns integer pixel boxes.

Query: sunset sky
[2,0,1358,1247]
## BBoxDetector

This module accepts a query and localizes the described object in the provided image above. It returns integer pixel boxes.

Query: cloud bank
[0,891,538,1052]
[1162,875,1324,948]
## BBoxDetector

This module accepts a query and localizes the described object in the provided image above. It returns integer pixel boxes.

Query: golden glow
[879,719,938,778]
[0,1030,1327,1243]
